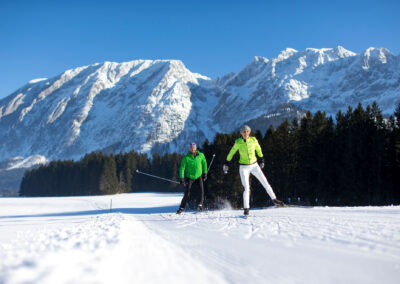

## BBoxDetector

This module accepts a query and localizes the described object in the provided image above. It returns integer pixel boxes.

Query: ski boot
[176,208,184,214]
[243,208,249,217]
[272,199,285,207]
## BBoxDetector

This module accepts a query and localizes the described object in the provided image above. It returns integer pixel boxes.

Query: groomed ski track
[0,193,399,284]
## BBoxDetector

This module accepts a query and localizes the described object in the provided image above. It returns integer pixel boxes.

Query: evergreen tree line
[20,102,400,207]
[20,152,183,196]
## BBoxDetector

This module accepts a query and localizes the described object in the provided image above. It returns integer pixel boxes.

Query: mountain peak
[28,78,48,84]
[277,48,298,61]
[362,47,394,66]
[364,47,392,57]
[283,47,298,53]
[303,46,356,59]
[304,47,330,53]
[334,46,356,57]
[253,56,269,63]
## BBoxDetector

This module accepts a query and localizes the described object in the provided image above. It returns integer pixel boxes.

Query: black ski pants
[179,177,204,209]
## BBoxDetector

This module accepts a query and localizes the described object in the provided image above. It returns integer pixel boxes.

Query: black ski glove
[203,174,207,182]
[180,178,186,186]
[259,158,265,169]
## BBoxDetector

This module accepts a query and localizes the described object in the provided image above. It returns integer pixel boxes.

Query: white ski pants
[239,163,276,209]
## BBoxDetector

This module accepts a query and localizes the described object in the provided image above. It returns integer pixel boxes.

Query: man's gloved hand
[259,158,265,169]
[223,164,229,174]
[180,178,186,186]
[203,174,207,182]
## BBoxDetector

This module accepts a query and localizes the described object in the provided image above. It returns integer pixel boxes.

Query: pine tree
[296,111,314,204]
[99,155,118,195]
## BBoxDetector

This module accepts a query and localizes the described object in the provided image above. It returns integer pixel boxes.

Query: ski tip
[275,205,288,208]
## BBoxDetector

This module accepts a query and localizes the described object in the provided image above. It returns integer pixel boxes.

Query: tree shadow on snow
[0,205,178,219]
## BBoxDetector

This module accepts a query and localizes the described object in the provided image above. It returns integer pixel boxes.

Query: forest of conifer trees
[20,102,400,208]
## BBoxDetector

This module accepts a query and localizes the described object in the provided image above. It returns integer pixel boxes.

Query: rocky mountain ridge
[0,46,399,165]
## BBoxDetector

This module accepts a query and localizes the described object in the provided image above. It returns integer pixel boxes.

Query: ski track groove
[153,208,400,259]
[0,212,229,284]
[139,208,400,284]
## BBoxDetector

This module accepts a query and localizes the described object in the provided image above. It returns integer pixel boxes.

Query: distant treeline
[20,152,183,196]
[20,102,400,207]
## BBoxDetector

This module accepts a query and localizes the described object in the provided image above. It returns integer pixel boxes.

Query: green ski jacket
[226,136,263,165]
[179,150,207,179]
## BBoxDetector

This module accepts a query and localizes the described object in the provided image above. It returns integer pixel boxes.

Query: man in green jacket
[177,142,208,214]
[224,125,283,216]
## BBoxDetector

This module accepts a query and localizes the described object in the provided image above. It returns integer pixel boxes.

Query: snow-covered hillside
[0,47,399,164]
[0,60,218,162]
[0,193,399,284]
[213,47,400,131]
[0,156,49,197]
[1,155,48,170]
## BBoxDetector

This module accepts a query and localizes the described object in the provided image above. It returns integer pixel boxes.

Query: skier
[176,142,208,214]
[223,125,283,216]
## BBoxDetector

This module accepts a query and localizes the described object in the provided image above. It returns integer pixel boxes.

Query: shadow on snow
[0,205,178,219]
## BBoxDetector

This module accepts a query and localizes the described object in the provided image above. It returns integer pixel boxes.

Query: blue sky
[0,0,399,99]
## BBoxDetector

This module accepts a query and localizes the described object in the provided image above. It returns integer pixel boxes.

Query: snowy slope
[213,46,400,132]
[0,156,49,197]
[0,47,399,164]
[2,155,48,170]
[0,60,219,161]
[0,193,399,284]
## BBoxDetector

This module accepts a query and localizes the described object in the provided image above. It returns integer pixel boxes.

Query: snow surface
[0,193,399,284]
[5,155,48,170]
[28,78,48,84]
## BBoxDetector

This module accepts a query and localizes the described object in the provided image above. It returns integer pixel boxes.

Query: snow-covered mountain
[0,47,399,164]
[0,60,219,161]
[1,155,48,170]
[213,46,399,131]
[0,155,49,197]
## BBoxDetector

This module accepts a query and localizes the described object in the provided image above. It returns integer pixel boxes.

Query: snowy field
[0,193,399,284]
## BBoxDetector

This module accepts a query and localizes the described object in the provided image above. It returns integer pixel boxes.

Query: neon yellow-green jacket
[179,150,207,179]
[226,137,263,165]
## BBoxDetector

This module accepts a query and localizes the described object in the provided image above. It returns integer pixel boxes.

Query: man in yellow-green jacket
[224,125,283,216]
[177,142,207,214]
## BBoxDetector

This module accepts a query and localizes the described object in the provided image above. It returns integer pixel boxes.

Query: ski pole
[135,169,180,184]
[207,154,216,172]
